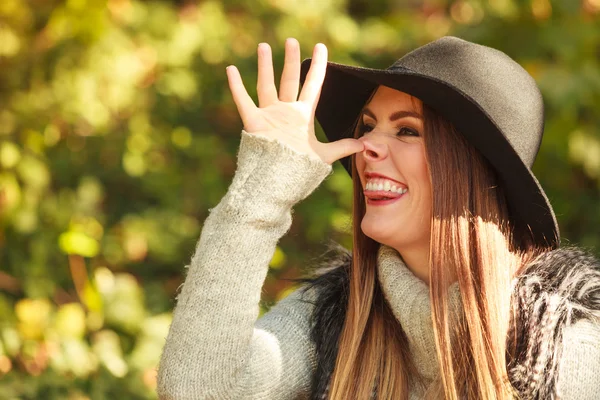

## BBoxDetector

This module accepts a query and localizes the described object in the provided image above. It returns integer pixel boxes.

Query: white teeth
[364,179,407,194]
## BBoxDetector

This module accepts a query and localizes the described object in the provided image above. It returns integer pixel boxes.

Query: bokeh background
[1,0,599,398]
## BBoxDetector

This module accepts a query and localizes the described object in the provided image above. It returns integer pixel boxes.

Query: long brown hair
[326,95,549,399]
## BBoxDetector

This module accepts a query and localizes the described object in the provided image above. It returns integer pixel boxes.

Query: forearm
[157,132,331,399]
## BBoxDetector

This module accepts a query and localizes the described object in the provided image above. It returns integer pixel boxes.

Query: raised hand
[226,38,364,165]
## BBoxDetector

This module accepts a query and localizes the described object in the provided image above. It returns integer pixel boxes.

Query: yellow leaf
[82,280,103,313]
[0,142,20,168]
[15,298,52,340]
[269,246,286,270]
[59,231,99,257]
[54,303,86,339]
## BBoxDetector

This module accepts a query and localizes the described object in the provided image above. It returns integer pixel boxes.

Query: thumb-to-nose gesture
[226,38,364,165]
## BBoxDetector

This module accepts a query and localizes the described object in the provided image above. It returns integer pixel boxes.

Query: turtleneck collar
[376,244,461,383]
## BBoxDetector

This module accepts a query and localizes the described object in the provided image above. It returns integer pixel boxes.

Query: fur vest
[304,246,600,399]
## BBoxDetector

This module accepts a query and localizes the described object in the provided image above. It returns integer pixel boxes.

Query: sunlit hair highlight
[326,90,547,399]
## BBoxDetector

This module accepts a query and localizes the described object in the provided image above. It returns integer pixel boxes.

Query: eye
[357,120,421,138]
[397,127,420,137]
[357,120,374,137]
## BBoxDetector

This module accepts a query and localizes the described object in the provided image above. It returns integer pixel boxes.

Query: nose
[358,134,389,162]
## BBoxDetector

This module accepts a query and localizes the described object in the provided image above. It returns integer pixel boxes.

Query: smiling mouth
[363,188,408,205]
[363,186,407,201]
[363,175,408,203]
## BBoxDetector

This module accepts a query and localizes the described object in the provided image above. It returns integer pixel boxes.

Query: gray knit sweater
[157,132,600,399]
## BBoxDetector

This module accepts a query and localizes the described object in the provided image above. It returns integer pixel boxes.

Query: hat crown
[391,36,544,168]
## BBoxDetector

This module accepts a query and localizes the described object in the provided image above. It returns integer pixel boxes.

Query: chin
[360,221,396,246]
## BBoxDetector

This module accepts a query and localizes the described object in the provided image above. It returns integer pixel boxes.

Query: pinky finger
[226,65,257,122]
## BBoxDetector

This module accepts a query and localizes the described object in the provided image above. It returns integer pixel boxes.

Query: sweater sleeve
[557,318,600,399]
[156,131,332,399]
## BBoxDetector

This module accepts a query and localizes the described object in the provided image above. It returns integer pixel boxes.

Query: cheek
[400,147,431,201]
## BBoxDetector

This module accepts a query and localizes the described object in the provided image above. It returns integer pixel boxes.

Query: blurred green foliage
[1,0,599,398]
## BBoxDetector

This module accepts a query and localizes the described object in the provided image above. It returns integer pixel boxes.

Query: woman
[157,37,600,399]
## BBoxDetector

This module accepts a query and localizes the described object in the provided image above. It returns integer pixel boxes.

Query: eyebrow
[362,108,423,121]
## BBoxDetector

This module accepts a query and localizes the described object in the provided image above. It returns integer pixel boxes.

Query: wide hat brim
[300,50,559,249]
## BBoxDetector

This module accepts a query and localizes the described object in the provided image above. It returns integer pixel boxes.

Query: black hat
[300,36,559,249]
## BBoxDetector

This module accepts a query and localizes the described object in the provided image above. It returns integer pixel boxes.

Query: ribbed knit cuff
[216,131,333,220]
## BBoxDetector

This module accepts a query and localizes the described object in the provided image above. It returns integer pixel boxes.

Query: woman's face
[355,86,432,254]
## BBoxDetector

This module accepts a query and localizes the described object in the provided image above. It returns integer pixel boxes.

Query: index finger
[298,43,328,105]
[226,65,257,123]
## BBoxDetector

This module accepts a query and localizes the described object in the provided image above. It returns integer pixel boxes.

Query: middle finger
[257,43,278,108]
[279,38,301,102]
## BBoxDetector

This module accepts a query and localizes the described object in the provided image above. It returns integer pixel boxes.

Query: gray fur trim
[507,247,600,399]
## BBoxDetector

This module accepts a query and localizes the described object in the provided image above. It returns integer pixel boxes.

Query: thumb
[321,138,364,164]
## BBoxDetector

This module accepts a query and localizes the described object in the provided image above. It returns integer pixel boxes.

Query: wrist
[219,131,332,215]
